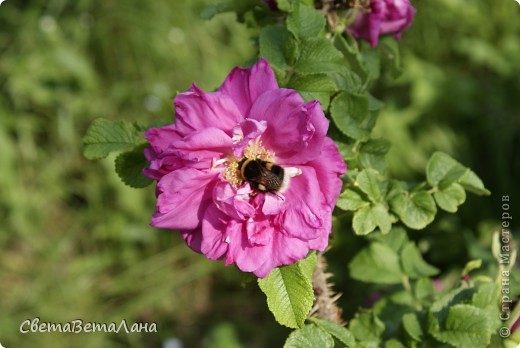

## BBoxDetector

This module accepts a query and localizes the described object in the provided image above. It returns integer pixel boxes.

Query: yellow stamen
[243,139,275,161]
[222,140,275,188]
[223,156,243,188]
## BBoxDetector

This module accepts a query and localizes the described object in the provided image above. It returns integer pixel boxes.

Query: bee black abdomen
[269,164,283,176]
[239,159,285,193]
[242,159,263,179]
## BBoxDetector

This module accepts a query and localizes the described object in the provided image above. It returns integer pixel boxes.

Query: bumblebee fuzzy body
[239,158,285,193]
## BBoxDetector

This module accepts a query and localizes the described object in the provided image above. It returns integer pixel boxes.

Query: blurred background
[0,0,518,347]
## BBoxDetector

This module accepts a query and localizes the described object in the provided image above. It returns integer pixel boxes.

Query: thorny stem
[311,252,344,324]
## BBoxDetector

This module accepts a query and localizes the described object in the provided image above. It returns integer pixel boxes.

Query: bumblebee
[239,158,285,193]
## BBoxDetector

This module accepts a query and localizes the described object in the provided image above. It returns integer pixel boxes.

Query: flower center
[223,140,275,188]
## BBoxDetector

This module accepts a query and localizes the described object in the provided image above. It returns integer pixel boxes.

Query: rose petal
[307,205,333,251]
[201,204,231,259]
[181,228,203,254]
[219,57,279,116]
[143,146,186,181]
[307,137,346,208]
[246,216,272,246]
[151,168,218,230]
[231,118,267,158]
[379,17,409,34]
[213,181,256,220]
[252,232,310,278]
[262,193,285,215]
[280,166,326,241]
[368,14,382,47]
[249,90,328,164]
[174,84,243,135]
[145,124,183,153]
[170,127,232,163]
[226,218,272,273]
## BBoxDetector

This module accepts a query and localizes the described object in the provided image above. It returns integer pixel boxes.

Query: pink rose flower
[348,0,416,47]
[144,58,346,278]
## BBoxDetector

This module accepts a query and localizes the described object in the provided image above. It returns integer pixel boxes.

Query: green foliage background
[0,0,518,347]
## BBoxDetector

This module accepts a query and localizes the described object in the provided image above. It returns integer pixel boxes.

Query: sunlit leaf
[83,119,143,160]
[284,324,334,348]
[389,190,437,230]
[115,144,153,188]
[258,254,316,328]
[308,318,356,347]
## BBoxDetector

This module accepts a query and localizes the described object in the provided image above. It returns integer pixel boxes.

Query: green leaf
[200,3,227,20]
[299,251,317,281]
[429,304,494,348]
[336,189,370,211]
[349,243,403,284]
[361,138,391,155]
[462,259,482,276]
[300,92,331,109]
[330,91,373,140]
[370,227,409,253]
[284,35,300,67]
[286,5,325,39]
[308,318,356,347]
[426,152,490,196]
[260,25,291,70]
[353,205,376,235]
[372,294,415,340]
[334,67,364,92]
[414,278,436,302]
[426,152,463,187]
[275,0,292,12]
[284,324,334,348]
[115,145,154,188]
[434,183,466,213]
[361,47,381,81]
[349,310,385,347]
[459,169,490,196]
[402,313,423,342]
[389,190,437,230]
[379,37,403,78]
[384,339,406,348]
[372,203,392,234]
[258,255,316,328]
[400,242,439,279]
[430,287,477,320]
[353,204,391,235]
[288,74,338,93]
[294,38,344,75]
[359,152,388,174]
[357,169,384,202]
[333,35,367,83]
[83,119,142,160]
[287,74,338,109]
[471,283,498,309]
[359,138,390,173]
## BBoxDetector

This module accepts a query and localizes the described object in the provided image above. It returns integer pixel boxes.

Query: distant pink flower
[348,0,416,47]
[262,0,278,11]
[512,316,520,333]
[144,58,346,278]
